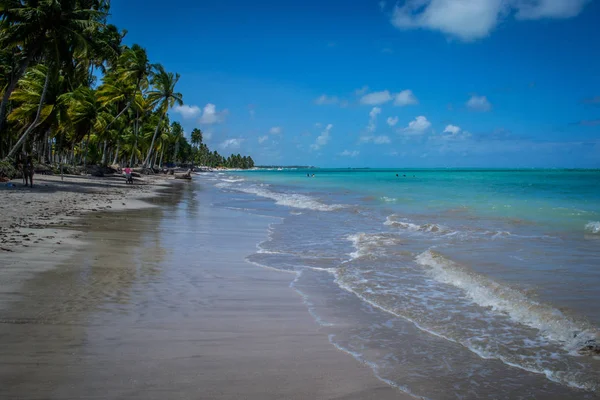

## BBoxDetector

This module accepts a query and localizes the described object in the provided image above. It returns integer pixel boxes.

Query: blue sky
[109,0,600,167]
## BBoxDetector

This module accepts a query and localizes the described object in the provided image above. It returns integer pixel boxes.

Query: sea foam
[585,221,600,234]
[235,185,346,212]
[415,250,598,352]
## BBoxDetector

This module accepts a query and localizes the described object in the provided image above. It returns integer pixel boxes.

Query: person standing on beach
[124,165,133,184]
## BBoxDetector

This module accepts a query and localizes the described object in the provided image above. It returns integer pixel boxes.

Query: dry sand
[0,176,409,399]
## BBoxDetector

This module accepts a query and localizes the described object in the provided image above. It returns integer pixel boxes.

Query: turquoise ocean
[199,168,600,399]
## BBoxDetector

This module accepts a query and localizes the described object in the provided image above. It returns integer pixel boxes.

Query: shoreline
[0,175,409,399]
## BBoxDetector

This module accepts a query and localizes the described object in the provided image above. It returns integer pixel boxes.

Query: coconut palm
[190,127,203,149]
[0,0,108,136]
[66,86,109,167]
[143,64,182,168]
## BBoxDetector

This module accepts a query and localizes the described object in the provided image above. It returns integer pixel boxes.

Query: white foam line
[244,258,297,275]
[327,334,432,400]
[289,271,335,327]
[332,271,595,392]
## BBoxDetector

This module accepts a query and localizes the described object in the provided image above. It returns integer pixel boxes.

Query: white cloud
[173,104,201,119]
[387,116,399,126]
[314,94,339,105]
[360,135,391,145]
[360,90,393,105]
[402,116,432,134]
[374,135,391,144]
[311,124,333,150]
[514,0,590,20]
[369,107,382,119]
[389,0,589,41]
[367,107,382,132]
[269,126,282,135]
[444,124,461,134]
[220,138,244,149]
[199,103,227,124]
[360,89,418,106]
[203,131,213,141]
[466,95,492,112]
[355,86,369,96]
[394,89,419,106]
[379,1,386,10]
[258,135,268,144]
[340,150,360,157]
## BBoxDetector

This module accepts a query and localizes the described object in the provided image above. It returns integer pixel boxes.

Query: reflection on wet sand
[0,189,182,398]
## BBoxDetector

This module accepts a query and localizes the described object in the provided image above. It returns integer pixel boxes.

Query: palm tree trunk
[143,112,164,168]
[41,129,49,163]
[71,141,75,166]
[152,148,159,168]
[129,111,138,167]
[83,132,91,169]
[101,140,108,165]
[5,67,51,160]
[0,52,36,135]
[159,143,165,168]
[173,140,179,165]
[112,140,120,165]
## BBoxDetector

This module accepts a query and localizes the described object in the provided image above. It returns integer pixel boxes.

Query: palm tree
[143,64,182,168]
[7,64,70,161]
[98,44,151,132]
[0,0,108,136]
[190,127,203,148]
[170,121,184,164]
[66,86,108,167]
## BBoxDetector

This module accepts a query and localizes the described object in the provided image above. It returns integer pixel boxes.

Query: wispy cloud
[576,119,600,126]
[581,96,600,105]
[220,138,244,149]
[389,0,590,41]
[258,135,268,144]
[466,95,492,112]
[311,124,333,150]
[355,86,369,96]
[340,150,360,157]
[367,107,382,132]
[360,89,418,106]
[269,126,282,135]
[314,94,340,105]
[387,116,399,127]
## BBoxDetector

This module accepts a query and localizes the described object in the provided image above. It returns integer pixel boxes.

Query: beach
[0,175,407,399]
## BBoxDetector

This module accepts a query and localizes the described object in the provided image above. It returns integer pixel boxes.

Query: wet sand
[0,182,407,399]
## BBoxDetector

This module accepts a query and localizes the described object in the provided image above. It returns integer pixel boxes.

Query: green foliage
[0,158,17,178]
[0,1,255,169]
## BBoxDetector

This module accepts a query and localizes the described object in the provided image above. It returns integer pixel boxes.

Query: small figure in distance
[396,174,399,177]
[403,174,406,177]
[124,164,133,184]
[312,174,315,177]
[307,173,310,177]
